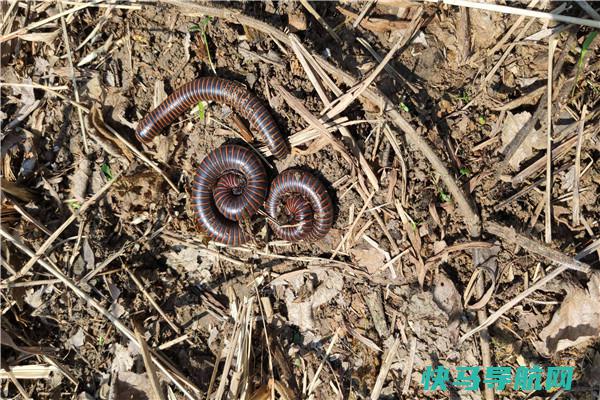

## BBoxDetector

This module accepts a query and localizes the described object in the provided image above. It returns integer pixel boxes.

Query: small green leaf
[478,115,486,125]
[188,24,201,32]
[578,31,598,69]
[101,163,113,180]
[197,101,205,121]
[66,199,81,211]
[459,167,471,176]
[98,336,105,346]
[399,102,409,112]
[439,190,451,203]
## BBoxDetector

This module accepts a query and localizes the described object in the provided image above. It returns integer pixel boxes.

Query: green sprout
[459,167,471,177]
[189,17,216,74]
[66,199,81,211]
[197,100,206,121]
[478,115,486,125]
[101,163,113,180]
[438,189,451,203]
[456,90,471,103]
[98,335,105,346]
[573,31,597,95]
[399,102,410,112]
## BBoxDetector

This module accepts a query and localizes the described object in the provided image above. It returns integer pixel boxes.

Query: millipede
[191,144,268,246]
[266,169,334,242]
[135,77,290,159]
[136,77,334,245]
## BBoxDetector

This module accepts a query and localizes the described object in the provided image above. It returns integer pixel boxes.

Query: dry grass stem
[441,0,600,29]
[402,337,417,394]
[126,267,181,334]
[572,105,587,226]
[370,337,400,399]
[299,0,341,43]
[306,329,341,396]
[484,222,591,273]
[133,320,166,400]
[58,0,89,153]
[545,38,558,243]
[0,0,101,43]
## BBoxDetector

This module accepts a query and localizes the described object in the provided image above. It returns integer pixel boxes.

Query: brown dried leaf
[500,111,545,170]
[537,272,600,354]
[350,244,386,274]
[432,270,463,343]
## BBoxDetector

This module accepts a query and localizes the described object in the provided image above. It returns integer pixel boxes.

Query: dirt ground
[1,1,599,399]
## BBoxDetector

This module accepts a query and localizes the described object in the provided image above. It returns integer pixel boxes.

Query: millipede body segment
[135,77,290,159]
[266,169,334,242]
[191,144,268,246]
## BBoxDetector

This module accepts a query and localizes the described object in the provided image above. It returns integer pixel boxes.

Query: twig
[5,171,123,283]
[370,336,400,399]
[484,222,591,273]
[58,0,89,153]
[299,0,341,42]
[545,38,558,243]
[0,228,199,400]
[126,266,181,334]
[133,320,166,400]
[307,329,340,396]
[439,0,600,29]
[402,337,417,394]
[575,0,600,21]
[572,105,587,226]
[356,37,420,94]
[352,0,376,28]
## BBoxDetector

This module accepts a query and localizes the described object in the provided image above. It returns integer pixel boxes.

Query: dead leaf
[20,30,60,44]
[432,271,463,343]
[67,328,86,349]
[108,372,153,400]
[337,6,409,32]
[350,244,386,274]
[111,343,134,373]
[24,287,45,308]
[537,272,600,354]
[500,111,545,169]
[164,247,200,272]
[88,106,134,162]
[69,156,90,203]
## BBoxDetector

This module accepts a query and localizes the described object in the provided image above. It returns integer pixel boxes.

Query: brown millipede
[191,144,268,246]
[266,169,334,242]
[135,77,289,159]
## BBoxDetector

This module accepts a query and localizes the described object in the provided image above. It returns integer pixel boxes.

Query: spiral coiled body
[191,144,268,246]
[135,77,289,159]
[266,169,334,242]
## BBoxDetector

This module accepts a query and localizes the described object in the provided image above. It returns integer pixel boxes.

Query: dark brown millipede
[266,169,334,242]
[136,78,333,245]
[135,77,290,159]
[191,144,268,246]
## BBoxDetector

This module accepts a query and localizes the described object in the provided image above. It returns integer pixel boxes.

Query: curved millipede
[191,144,268,246]
[266,169,334,242]
[135,77,290,159]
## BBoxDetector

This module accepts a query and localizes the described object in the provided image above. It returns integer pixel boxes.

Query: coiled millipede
[266,169,334,242]
[135,78,334,245]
